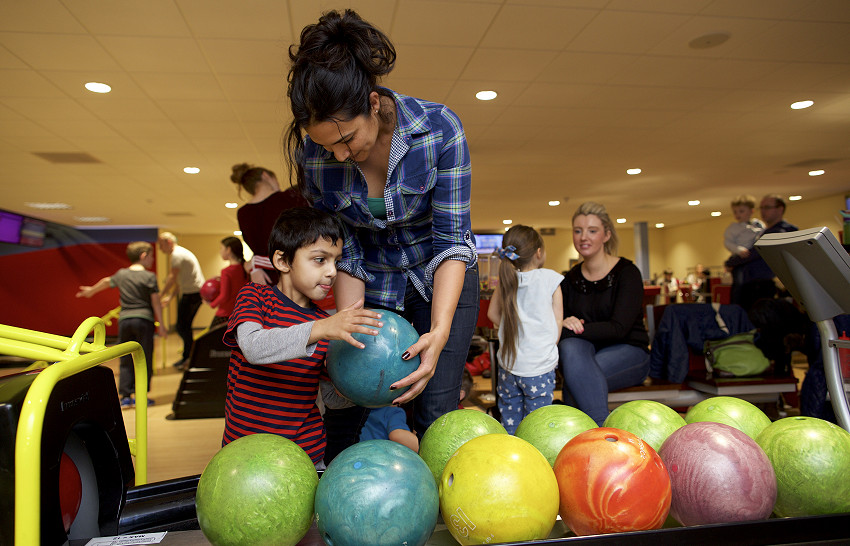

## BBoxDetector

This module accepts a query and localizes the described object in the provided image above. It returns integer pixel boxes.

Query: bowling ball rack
[2,318,850,546]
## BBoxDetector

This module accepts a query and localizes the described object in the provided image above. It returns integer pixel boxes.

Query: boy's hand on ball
[312,298,382,348]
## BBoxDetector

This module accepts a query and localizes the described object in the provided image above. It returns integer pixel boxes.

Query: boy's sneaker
[120,397,134,409]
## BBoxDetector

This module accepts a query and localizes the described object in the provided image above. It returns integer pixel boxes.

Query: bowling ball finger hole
[448,473,454,486]
[324,533,335,546]
[605,436,618,442]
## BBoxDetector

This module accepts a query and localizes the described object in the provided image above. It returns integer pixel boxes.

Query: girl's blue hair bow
[497,245,519,261]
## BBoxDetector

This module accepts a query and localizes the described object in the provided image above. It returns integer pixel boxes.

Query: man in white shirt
[158,232,205,368]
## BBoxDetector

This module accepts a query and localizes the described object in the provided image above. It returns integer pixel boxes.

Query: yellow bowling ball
[439,434,559,545]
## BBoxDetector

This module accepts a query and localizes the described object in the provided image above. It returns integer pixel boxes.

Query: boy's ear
[272,250,290,273]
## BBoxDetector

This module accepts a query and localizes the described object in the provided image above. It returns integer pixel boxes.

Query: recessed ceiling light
[688,32,731,50]
[225,202,238,209]
[655,223,665,229]
[234,230,242,236]
[789,195,802,201]
[711,211,722,217]
[503,219,512,225]
[504,226,510,232]
[626,168,641,175]
[84,82,111,93]
[25,202,72,210]
[688,200,700,206]
[790,100,813,110]
[548,200,560,207]
[475,90,498,101]
[808,170,825,176]
[616,218,626,224]
[74,216,110,222]
[183,167,200,174]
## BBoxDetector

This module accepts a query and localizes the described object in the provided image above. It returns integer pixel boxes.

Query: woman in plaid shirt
[285,9,479,457]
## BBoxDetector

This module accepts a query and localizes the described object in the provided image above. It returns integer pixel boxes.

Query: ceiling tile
[64,0,191,37]
[0,32,119,71]
[393,1,499,47]
[480,5,598,50]
[461,48,559,82]
[98,36,208,72]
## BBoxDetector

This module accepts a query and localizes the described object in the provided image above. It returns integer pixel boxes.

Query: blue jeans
[497,369,555,434]
[398,264,480,436]
[558,337,650,426]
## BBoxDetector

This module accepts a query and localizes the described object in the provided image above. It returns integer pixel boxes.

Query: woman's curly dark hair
[284,10,396,197]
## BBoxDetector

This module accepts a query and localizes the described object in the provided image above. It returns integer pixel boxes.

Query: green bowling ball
[516,404,597,466]
[604,400,686,453]
[419,409,506,483]
[685,396,771,440]
[756,416,850,517]
[196,434,318,546]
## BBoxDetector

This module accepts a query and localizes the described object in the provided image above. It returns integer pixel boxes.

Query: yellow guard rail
[0,317,148,546]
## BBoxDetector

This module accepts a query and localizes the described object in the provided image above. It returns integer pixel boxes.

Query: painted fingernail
[389,385,397,391]
[401,351,410,360]
[378,321,384,327]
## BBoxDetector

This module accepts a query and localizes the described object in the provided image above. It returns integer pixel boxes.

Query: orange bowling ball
[554,427,671,536]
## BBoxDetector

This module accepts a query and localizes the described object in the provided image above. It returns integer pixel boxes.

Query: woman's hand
[563,316,585,334]
[389,328,450,405]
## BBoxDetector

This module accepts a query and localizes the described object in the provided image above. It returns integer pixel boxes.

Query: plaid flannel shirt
[303,88,476,311]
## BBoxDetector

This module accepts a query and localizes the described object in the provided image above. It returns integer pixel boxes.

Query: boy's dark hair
[268,208,344,269]
[126,241,153,263]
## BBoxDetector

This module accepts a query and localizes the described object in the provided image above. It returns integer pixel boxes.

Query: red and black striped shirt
[222,283,329,463]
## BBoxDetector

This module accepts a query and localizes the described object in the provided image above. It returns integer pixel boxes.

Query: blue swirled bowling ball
[315,440,439,546]
[326,310,420,407]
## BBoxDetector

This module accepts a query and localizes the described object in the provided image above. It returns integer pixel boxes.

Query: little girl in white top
[487,225,564,434]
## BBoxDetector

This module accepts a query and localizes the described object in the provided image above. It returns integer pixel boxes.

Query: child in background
[76,242,167,408]
[358,406,420,452]
[222,208,384,468]
[487,225,564,434]
[724,194,765,259]
[207,236,249,329]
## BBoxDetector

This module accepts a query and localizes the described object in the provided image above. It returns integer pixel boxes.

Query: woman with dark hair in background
[285,9,479,458]
[207,236,249,329]
[230,163,308,285]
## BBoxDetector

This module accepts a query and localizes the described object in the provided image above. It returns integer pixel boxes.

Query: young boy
[724,194,765,259]
[222,207,383,467]
[76,241,167,408]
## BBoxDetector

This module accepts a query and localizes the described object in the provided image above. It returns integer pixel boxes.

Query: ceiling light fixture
[183,167,200,174]
[475,90,498,101]
[234,230,242,236]
[25,202,72,210]
[225,202,238,209]
[790,100,814,110]
[688,32,731,50]
[548,200,560,207]
[808,170,825,176]
[84,82,111,93]
[789,195,802,201]
[626,168,641,175]
[655,223,665,229]
[616,218,626,224]
[711,211,722,217]
[688,200,700,206]
[74,216,110,222]
[504,226,510,232]
[503,219,512,225]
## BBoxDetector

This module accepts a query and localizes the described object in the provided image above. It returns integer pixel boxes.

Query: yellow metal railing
[0,317,148,546]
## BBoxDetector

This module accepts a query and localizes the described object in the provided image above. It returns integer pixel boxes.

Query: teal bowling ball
[315,440,439,546]
[516,404,596,466]
[195,434,318,546]
[685,396,771,440]
[326,310,420,407]
[756,416,850,517]
[604,400,686,453]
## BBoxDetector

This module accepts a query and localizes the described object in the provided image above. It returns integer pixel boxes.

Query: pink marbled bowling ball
[659,421,776,526]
